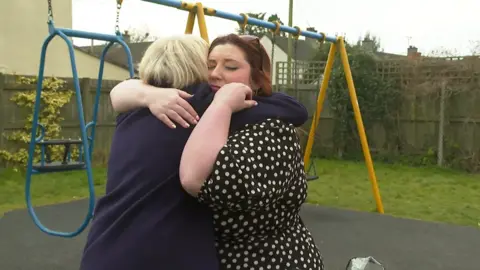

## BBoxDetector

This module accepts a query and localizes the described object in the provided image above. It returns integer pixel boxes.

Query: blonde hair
[138,35,209,89]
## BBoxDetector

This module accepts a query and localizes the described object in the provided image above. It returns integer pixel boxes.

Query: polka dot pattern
[198,119,324,270]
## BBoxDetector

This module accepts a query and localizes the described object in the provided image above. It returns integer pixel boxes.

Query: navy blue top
[79,83,308,270]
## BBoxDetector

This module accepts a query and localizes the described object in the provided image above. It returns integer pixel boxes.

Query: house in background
[258,33,320,86]
[360,37,423,60]
[0,0,131,80]
[75,32,151,75]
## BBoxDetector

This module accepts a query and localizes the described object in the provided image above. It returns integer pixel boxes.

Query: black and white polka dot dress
[198,119,324,270]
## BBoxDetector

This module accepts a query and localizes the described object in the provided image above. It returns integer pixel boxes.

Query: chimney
[407,45,421,59]
[362,37,375,52]
[306,27,318,33]
[123,30,131,43]
[305,27,319,47]
[0,64,8,74]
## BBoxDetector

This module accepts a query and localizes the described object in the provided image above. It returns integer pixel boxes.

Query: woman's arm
[110,79,199,128]
[110,79,155,112]
[179,83,256,196]
[179,102,232,196]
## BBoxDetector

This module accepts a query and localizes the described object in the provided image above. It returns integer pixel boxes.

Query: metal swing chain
[292,26,301,98]
[270,23,278,76]
[294,38,299,98]
[115,1,122,34]
[271,33,276,87]
[47,0,54,22]
[269,21,281,90]
[240,25,245,35]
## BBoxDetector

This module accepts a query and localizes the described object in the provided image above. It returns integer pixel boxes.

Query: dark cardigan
[79,83,308,270]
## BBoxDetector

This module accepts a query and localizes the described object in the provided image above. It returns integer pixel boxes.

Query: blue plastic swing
[25,0,134,238]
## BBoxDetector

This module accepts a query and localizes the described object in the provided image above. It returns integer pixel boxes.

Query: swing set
[25,0,134,237]
[25,0,384,238]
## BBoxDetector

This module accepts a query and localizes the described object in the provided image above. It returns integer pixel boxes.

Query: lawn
[1,159,479,227]
[0,168,108,217]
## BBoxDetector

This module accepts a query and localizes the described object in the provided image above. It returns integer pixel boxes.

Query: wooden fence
[0,73,121,164]
[280,57,480,169]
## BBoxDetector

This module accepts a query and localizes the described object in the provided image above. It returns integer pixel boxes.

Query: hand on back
[147,88,199,128]
[212,83,258,113]
[143,82,256,128]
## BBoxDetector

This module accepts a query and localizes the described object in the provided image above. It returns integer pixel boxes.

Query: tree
[267,13,287,37]
[314,36,401,158]
[310,32,383,62]
[123,27,158,43]
[355,32,381,53]
[235,12,286,37]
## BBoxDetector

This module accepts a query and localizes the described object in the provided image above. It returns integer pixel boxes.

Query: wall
[0,0,131,80]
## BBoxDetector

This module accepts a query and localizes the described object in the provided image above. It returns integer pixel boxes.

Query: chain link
[294,39,298,97]
[115,3,121,34]
[47,0,54,22]
[270,34,276,72]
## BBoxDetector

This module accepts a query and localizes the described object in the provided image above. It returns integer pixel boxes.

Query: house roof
[77,34,319,71]
[76,41,153,72]
[260,33,318,61]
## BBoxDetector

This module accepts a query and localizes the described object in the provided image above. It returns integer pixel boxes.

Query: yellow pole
[337,37,384,214]
[195,2,209,43]
[303,43,337,168]
[184,11,196,34]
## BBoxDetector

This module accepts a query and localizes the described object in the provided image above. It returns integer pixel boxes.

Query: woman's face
[207,43,255,92]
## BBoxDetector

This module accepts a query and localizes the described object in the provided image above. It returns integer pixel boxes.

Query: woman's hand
[212,83,258,113]
[146,88,200,128]
[110,79,199,128]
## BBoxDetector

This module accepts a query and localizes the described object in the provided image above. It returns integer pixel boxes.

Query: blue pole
[141,0,337,43]
[84,38,134,160]
[25,29,95,238]
[52,27,124,43]
[86,42,114,161]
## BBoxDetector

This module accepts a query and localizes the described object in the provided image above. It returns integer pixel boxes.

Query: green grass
[1,159,479,227]
[307,159,480,227]
[0,168,108,216]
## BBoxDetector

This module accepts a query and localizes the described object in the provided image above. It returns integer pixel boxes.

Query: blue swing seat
[32,138,85,173]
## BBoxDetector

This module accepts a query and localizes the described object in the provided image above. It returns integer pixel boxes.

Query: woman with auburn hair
[109,33,325,270]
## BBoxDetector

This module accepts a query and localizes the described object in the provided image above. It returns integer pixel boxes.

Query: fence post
[0,73,5,151]
[437,80,446,166]
[80,78,92,122]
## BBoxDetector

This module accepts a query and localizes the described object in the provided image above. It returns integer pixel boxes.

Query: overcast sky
[72,0,479,56]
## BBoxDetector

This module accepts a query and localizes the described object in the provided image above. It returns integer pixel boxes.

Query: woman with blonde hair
[80,34,222,270]
[79,34,314,270]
